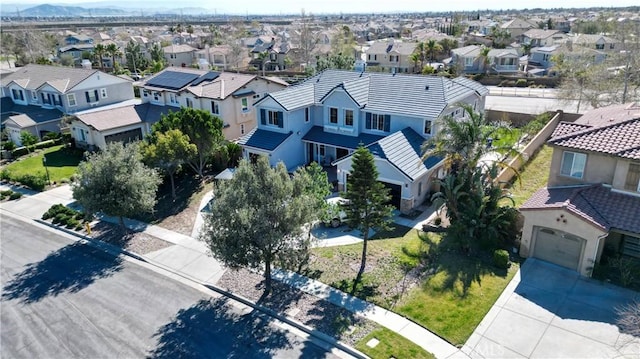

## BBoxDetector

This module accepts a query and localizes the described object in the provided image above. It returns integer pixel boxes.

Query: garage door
[533,228,584,271]
[380,181,401,209]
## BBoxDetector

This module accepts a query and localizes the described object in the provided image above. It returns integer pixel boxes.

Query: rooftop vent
[425,85,430,91]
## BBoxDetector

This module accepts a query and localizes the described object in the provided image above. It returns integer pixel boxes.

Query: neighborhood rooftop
[1,64,105,93]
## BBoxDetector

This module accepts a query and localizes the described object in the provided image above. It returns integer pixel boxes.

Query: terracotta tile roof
[521,185,640,234]
[549,103,640,160]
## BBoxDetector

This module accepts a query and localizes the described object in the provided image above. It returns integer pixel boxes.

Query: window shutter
[384,115,390,132]
[94,90,99,100]
[260,109,266,125]
[41,93,46,102]
[365,113,371,129]
[277,111,284,128]
[85,92,90,103]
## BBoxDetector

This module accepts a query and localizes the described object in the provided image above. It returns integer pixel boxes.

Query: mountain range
[0,3,222,17]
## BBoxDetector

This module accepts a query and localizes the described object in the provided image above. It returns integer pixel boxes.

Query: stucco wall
[547,150,617,187]
[520,208,606,276]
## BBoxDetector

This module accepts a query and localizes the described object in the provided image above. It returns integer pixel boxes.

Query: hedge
[11,138,61,158]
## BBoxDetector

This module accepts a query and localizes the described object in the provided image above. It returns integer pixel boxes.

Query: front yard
[307,227,519,346]
[1,145,83,186]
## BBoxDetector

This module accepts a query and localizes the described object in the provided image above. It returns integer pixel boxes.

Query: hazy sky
[11,0,640,14]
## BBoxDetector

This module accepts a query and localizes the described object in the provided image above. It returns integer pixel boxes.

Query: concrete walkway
[1,184,460,358]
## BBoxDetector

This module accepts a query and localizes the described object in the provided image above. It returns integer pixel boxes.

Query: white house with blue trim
[239,69,488,213]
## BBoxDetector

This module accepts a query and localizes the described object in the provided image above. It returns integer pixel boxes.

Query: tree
[19,131,38,151]
[477,46,491,74]
[425,39,443,63]
[105,43,122,71]
[141,129,196,200]
[125,39,148,74]
[202,156,326,294]
[438,38,458,57]
[152,107,224,178]
[342,146,394,293]
[412,41,427,70]
[72,142,161,228]
[295,9,320,68]
[616,300,640,338]
[316,53,355,72]
[93,43,106,71]
[149,42,165,64]
[331,25,356,57]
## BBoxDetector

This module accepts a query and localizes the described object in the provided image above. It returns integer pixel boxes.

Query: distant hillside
[16,4,130,17]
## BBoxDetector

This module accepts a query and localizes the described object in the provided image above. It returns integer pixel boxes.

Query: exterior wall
[71,120,145,150]
[67,74,134,112]
[166,52,195,67]
[547,149,617,187]
[612,159,640,194]
[6,84,29,106]
[520,208,606,276]
[322,90,361,137]
[366,51,414,73]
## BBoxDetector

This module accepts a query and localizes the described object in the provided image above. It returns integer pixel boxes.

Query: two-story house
[569,34,620,52]
[196,45,245,71]
[519,103,640,276]
[163,44,197,68]
[140,67,287,140]
[239,69,488,213]
[1,64,134,145]
[451,46,519,75]
[520,29,567,48]
[365,40,417,74]
[527,43,606,76]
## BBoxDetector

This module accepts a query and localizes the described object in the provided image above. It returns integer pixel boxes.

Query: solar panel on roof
[146,71,200,90]
[191,71,220,86]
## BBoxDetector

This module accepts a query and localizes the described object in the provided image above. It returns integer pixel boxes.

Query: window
[186,98,193,108]
[11,89,24,101]
[241,124,245,134]
[260,109,283,128]
[31,91,38,101]
[143,90,149,97]
[100,88,108,98]
[211,101,219,114]
[329,108,338,124]
[365,113,390,132]
[609,43,615,49]
[85,90,99,103]
[560,151,586,178]
[595,43,604,50]
[305,107,310,122]
[67,93,77,107]
[169,93,179,105]
[464,57,473,66]
[41,93,51,105]
[153,92,160,101]
[424,119,432,135]
[542,54,550,62]
[418,182,422,196]
[241,98,248,112]
[345,110,353,127]
[319,145,325,156]
[625,163,640,192]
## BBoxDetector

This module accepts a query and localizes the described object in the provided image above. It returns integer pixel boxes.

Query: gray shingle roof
[238,128,292,151]
[262,70,486,119]
[301,126,384,150]
[1,64,99,93]
[0,98,63,126]
[521,185,640,234]
[368,127,442,181]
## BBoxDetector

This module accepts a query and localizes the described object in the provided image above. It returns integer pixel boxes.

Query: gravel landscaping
[88,221,174,255]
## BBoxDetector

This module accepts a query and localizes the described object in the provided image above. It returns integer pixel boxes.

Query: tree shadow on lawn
[418,231,509,298]
[148,297,298,359]
[43,147,84,167]
[2,242,123,304]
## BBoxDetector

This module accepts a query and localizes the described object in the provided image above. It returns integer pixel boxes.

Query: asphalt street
[0,214,338,359]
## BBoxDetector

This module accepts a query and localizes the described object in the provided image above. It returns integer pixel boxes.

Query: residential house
[64,34,94,46]
[239,69,488,213]
[569,34,621,52]
[527,44,606,76]
[70,103,169,151]
[486,48,520,74]
[519,103,640,276]
[450,46,519,75]
[1,64,134,144]
[163,44,197,67]
[500,18,538,42]
[140,67,287,140]
[450,45,483,74]
[249,38,291,71]
[521,29,567,47]
[1,97,63,146]
[58,44,95,62]
[196,45,246,71]
[365,40,417,74]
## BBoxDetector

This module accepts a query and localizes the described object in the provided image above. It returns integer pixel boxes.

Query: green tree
[125,40,148,74]
[93,43,106,71]
[412,41,427,70]
[342,146,394,293]
[149,42,165,64]
[202,156,324,294]
[152,108,224,178]
[477,46,491,75]
[72,142,161,228]
[106,43,122,71]
[141,129,196,200]
[316,53,355,72]
[19,131,38,151]
[425,39,443,63]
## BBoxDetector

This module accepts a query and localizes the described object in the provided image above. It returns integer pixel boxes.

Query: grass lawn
[355,327,435,359]
[2,145,83,184]
[308,228,518,346]
[503,144,553,207]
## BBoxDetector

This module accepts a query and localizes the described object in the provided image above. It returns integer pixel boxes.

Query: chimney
[220,79,225,98]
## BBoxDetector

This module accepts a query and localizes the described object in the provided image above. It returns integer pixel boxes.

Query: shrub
[66,218,79,229]
[515,79,528,87]
[11,147,29,158]
[0,169,10,181]
[493,249,510,269]
[15,173,47,191]
[1,189,12,196]
[42,132,61,141]
[9,192,22,200]
[34,140,56,151]
[2,141,16,151]
[54,213,70,226]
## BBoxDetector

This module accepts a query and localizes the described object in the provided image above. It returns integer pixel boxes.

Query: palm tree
[477,46,491,74]
[413,41,427,69]
[105,43,121,71]
[425,39,443,63]
[409,52,420,73]
[93,44,106,71]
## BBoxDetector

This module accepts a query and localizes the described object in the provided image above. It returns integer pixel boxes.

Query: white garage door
[533,228,584,271]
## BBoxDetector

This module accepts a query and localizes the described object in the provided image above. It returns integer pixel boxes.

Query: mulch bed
[84,221,173,255]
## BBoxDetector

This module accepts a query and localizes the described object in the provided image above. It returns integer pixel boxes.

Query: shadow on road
[2,242,123,304]
[148,297,297,359]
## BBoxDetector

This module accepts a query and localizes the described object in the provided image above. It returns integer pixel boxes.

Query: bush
[515,79,528,87]
[42,132,61,141]
[9,192,22,200]
[15,173,47,191]
[2,141,16,151]
[66,217,79,229]
[11,147,29,158]
[0,169,10,181]
[54,213,70,226]
[0,189,12,196]
[493,249,510,269]
[34,140,56,150]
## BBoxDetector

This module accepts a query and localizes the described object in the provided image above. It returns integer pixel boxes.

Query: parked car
[323,196,349,228]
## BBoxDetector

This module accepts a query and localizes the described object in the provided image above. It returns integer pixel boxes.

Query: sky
[7,0,640,13]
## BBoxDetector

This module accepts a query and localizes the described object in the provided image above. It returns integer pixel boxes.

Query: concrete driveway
[463,259,640,358]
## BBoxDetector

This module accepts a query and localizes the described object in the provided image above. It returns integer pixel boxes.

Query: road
[0,214,338,359]
[485,85,594,114]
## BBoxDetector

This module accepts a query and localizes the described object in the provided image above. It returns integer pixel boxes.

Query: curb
[33,218,368,359]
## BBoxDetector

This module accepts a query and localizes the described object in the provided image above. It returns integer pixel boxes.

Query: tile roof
[144,68,261,99]
[368,127,442,180]
[0,99,64,126]
[522,29,564,39]
[262,70,486,119]
[451,45,481,57]
[521,185,640,234]
[549,103,640,160]
[367,41,417,55]
[6,114,36,127]
[1,64,99,93]
[162,44,197,54]
[237,128,292,151]
[301,126,385,150]
[76,105,142,131]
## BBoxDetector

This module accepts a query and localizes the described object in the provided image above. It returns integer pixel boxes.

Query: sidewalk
[1,184,463,358]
